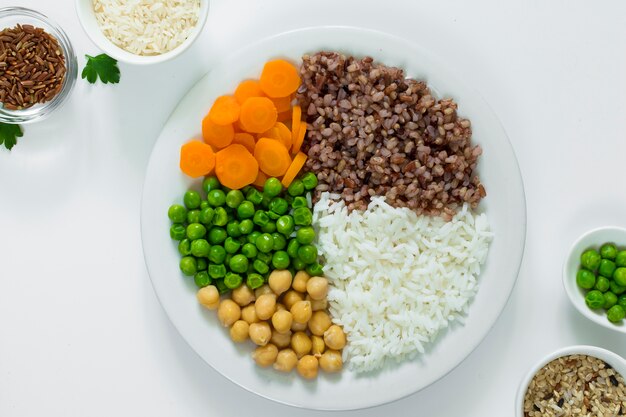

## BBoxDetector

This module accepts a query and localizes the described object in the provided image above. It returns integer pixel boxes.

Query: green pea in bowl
[563,226,626,333]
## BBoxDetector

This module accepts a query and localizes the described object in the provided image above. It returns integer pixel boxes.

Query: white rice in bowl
[313,192,493,373]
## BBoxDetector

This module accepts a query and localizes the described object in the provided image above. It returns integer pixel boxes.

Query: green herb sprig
[82,54,121,84]
[0,122,23,150]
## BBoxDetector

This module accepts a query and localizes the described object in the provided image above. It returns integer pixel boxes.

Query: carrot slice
[292,122,307,154]
[215,144,259,189]
[234,80,265,104]
[209,95,240,125]
[232,132,256,153]
[291,105,302,145]
[254,138,292,177]
[252,170,268,188]
[275,122,292,149]
[270,95,292,113]
[259,59,301,98]
[180,141,216,178]
[281,152,307,188]
[239,97,277,133]
[202,116,234,149]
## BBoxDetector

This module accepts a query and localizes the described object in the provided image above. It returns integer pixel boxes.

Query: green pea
[276,215,295,236]
[272,251,290,269]
[226,220,241,238]
[263,177,282,198]
[599,259,616,278]
[170,224,186,240]
[604,291,618,309]
[607,305,625,323]
[287,239,300,259]
[247,231,262,245]
[186,223,206,240]
[291,196,307,209]
[610,280,626,295]
[212,207,228,226]
[297,244,318,264]
[253,210,269,227]
[190,239,210,257]
[208,227,227,245]
[229,254,249,273]
[237,201,255,219]
[614,267,626,286]
[207,189,226,207]
[292,257,306,271]
[168,204,187,223]
[187,210,201,224]
[255,233,274,253]
[267,210,280,220]
[197,257,208,271]
[261,194,271,209]
[246,273,265,290]
[301,172,318,190]
[576,269,596,289]
[253,259,269,274]
[306,262,324,277]
[287,179,304,196]
[208,263,226,279]
[600,243,618,260]
[269,198,289,215]
[261,221,276,233]
[296,227,316,245]
[208,245,226,264]
[595,276,610,292]
[179,256,197,276]
[616,250,626,268]
[242,243,258,259]
[618,294,626,309]
[225,254,233,266]
[581,249,602,270]
[246,188,263,205]
[199,207,215,225]
[194,271,211,288]
[585,290,605,309]
[256,252,272,264]
[202,176,221,193]
[200,200,209,210]
[183,190,201,209]
[214,279,229,294]
[178,238,191,256]
[224,237,241,254]
[226,190,245,209]
[238,219,254,235]
[272,233,287,251]
[224,272,243,290]
[293,207,312,226]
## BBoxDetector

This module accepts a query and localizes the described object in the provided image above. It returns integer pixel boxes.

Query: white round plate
[141,26,526,410]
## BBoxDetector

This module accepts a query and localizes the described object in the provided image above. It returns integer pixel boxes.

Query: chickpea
[292,271,310,293]
[291,320,307,332]
[271,310,293,334]
[241,304,259,324]
[268,270,292,295]
[229,320,249,343]
[305,294,328,311]
[290,331,312,358]
[231,285,255,306]
[196,285,220,310]
[252,343,278,367]
[308,311,332,336]
[319,350,343,373]
[290,300,312,324]
[270,329,292,349]
[297,355,318,379]
[249,322,272,346]
[255,294,276,320]
[276,303,286,311]
[254,284,273,298]
[217,299,241,327]
[281,290,303,310]
[323,325,346,350]
[273,349,298,372]
[311,335,325,357]
[306,277,328,301]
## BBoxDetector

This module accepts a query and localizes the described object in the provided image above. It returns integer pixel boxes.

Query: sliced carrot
[281,152,308,188]
[259,59,301,98]
[180,141,216,178]
[254,138,292,177]
[259,126,280,141]
[239,97,278,133]
[234,80,265,104]
[232,132,256,153]
[270,95,292,113]
[292,121,307,154]
[215,144,259,189]
[202,116,234,149]
[291,105,302,145]
[275,122,292,149]
[252,170,268,188]
[209,95,240,125]
[277,109,291,123]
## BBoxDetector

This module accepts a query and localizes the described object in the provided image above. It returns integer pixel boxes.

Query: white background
[1,0,625,416]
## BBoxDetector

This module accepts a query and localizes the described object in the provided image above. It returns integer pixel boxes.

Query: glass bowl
[0,7,77,124]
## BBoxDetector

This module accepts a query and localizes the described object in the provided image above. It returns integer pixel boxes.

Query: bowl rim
[562,225,626,333]
[515,345,626,417]
[74,0,209,65]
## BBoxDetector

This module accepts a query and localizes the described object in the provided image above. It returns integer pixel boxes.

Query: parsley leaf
[81,54,121,84]
[0,122,23,150]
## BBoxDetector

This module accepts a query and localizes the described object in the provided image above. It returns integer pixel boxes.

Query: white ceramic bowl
[75,0,209,65]
[563,226,626,333]
[515,345,626,416]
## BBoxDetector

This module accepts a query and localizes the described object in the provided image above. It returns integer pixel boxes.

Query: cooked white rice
[93,0,200,56]
[313,192,493,373]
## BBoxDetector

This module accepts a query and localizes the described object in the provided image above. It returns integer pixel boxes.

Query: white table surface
[1,0,625,415]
